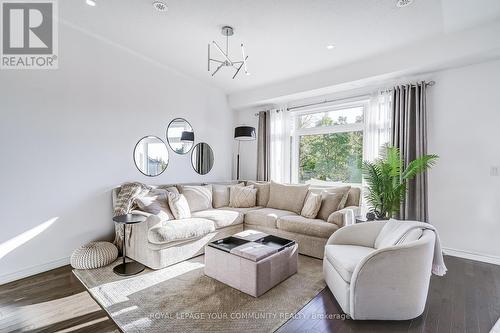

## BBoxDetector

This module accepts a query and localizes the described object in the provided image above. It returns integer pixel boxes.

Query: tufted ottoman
[71,241,118,269]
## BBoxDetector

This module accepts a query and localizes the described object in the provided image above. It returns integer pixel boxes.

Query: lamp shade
[234,126,256,141]
[180,131,194,142]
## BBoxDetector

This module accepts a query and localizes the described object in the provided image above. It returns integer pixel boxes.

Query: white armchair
[323,221,436,320]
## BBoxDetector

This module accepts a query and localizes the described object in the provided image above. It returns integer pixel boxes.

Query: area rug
[73,254,325,333]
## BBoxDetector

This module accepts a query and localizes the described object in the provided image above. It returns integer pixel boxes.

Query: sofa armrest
[326,221,386,247]
[349,231,435,320]
[125,211,163,249]
[327,206,359,227]
[130,210,162,230]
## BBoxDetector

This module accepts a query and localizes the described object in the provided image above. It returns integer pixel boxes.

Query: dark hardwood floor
[0,255,498,333]
[0,265,118,333]
[278,255,500,333]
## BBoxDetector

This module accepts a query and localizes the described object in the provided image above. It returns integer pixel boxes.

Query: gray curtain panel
[391,82,429,222]
[196,144,213,174]
[257,111,270,181]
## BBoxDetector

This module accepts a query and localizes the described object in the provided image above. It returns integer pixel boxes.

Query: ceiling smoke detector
[153,1,168,12]
[396,0,414,8]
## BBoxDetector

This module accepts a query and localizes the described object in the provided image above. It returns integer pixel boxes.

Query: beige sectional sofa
[112,181,361,269]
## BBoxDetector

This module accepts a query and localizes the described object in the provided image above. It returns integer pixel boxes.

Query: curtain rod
[286,93,371,112]
[253,80,435,116]
[381,80,435,94]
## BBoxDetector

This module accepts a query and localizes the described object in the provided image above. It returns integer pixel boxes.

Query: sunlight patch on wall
[0,217,58,260]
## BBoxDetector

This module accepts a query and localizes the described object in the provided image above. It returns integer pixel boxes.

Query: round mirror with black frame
[133,136,169,177]
[191,142,214,175]
[166,118,194,154]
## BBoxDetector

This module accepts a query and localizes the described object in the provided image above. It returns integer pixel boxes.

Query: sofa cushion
[247,181,270,206]
[245,208,297,228]
[179,185,213,212]
[266,181,309,214]
[316,186,351,221]
[230,185,257,208]
[300,191,322,219]
[167,192,191,219]
[345,186,361,207]
[157,185,180,195]
[134,188,174,221]
[324,245,375,282]
[148,218,215,244]
[192,209,243,229]
[212,183,244,208]
[277,215,339,238]
[217,206,263,214]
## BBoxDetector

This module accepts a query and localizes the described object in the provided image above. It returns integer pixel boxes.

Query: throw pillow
[167,192,191,219]
[135,188,174,221]
[247,181,270,206]
[179,185,212,212]
[266,181,309,214]
[157,185,180,195]
[212,183,244,208]
[229,185,257,208]
[300,191,322,219]
[316,186,351,221]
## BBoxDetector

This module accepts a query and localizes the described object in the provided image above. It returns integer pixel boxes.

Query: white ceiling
[62,0,500,93]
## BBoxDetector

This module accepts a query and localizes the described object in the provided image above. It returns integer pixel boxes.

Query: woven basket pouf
[70,241,118,269]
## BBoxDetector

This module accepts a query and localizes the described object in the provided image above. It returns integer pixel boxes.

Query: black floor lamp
[234,126,256,180]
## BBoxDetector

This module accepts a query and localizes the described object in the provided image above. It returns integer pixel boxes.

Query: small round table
[112,214,147,276]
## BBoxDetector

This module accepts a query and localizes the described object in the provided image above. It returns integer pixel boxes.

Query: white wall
[234,59,500,262]
[427,59,500,261]
[0,22,233,283]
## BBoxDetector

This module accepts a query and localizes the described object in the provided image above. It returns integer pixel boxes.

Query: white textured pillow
[212,183,244,208]
[135,188,174,221]
[167,192,191,219]
[229,185,257,208]
[179,185,212,212]
[300,192,322,219]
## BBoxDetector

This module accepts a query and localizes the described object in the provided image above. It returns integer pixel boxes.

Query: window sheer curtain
[363,92,392,162]
[359,92,392,216]
[269,107,291,183]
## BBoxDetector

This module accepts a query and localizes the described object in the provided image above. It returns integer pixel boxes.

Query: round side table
[112,214,147,276]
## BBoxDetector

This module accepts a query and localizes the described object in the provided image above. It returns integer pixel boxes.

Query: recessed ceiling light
[326,44,335,50]
[86,0,96,6]
[396,0,414,8]
[153,1,168,12]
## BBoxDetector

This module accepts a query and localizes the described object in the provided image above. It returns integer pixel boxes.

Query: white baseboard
[0,257,70,285]
[443,247,500,266]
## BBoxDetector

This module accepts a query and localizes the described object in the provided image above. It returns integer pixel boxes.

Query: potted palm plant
[362,146,438,219]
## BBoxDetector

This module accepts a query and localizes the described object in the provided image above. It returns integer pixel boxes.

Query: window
[291,101,368,185]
